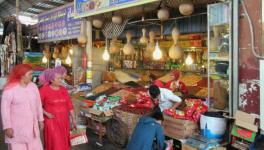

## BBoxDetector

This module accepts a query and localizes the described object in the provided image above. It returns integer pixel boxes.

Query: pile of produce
[115,105,151,115]
[92,83,113,95]
[164,99,208,122]
[92,95,122,112]
[120,87,157,109]
[195,88,208,98]
[180,74,202,86]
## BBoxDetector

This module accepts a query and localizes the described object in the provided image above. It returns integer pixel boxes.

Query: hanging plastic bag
[70,129,88,146]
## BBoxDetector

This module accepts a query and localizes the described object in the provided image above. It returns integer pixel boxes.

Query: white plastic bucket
[200,113,227,139]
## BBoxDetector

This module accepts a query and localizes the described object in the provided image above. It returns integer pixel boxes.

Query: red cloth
[39,85,73,150]
[165,80,188,95]
[153,80,165,88]
[171,70,180,80]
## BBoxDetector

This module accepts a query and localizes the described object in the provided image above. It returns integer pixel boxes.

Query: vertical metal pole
[86,18,93,85]
[232,0,239,116]
[16,0,22,52]
[207,5,211,108]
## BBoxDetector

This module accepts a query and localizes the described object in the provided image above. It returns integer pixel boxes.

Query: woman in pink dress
[1,64,44,150]
[39,68,76,150]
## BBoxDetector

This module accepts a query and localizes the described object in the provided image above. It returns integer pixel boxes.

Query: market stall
[69,0,237,149]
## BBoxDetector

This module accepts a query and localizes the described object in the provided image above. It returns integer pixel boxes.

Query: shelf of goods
[207,2,232,112]
[76,82,156,147]
[109,33,207,71]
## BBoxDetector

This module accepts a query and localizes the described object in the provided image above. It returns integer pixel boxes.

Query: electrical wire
[240,0,264,59]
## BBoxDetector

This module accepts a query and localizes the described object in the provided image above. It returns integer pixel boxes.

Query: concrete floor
[0,129,124,150]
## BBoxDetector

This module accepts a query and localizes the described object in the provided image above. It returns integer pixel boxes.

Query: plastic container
[200,112,227,139]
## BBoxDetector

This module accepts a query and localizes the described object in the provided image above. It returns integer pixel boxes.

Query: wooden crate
[114,109,141,136]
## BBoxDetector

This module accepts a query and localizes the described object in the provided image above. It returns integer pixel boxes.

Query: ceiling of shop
[0,0,222,20]
[0,0,73,20]
[92,0,221,21]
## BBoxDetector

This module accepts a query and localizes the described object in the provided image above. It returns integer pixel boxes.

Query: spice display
[195,87,208,98]
[92,83,113,95]
[115,105,151,115]
[180,74,202,86]
[110,89,132,97]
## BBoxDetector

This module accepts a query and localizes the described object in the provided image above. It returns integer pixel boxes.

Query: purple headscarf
[54,66,67,75]
[39,68,57,85]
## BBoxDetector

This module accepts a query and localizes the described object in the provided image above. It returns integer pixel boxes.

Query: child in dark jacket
[127,107,165,150]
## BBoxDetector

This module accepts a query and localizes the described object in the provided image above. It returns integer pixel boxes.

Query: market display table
[80,108,112,146]
[80,106,154,148]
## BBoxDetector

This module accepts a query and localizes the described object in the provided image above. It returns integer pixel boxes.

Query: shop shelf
[210,73,229,79]
[209,57,229,61]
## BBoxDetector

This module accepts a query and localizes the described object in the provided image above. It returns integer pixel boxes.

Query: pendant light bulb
[185,54,193,65]
[69,48,73,55]
[153,42,162,60]
[66,55,72,65]
[42,55,48,64]
[103,47,110,61]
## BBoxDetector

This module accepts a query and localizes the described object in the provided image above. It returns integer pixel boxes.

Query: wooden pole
[16,0,22,53]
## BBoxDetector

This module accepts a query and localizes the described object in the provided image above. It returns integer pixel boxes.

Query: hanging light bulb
[42,55,48,64]
[66,55,72,65]
[102,47,110,61]
[185,54,193,65]
[103,39,110,61]
[69,47,73,55]
[153,41,162,60]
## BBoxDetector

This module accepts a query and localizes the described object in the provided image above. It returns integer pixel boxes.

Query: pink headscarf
[39,68,57,85]
[54,66,67,75]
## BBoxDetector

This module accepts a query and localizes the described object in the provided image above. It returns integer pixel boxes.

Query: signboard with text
[74,0,159,18]
[38,3,81,43]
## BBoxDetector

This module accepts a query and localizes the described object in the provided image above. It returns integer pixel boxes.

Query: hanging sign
[38,3,81,43]
[74,0,159,18]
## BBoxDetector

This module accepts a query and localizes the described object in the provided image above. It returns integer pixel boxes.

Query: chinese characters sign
[38,3,81,43]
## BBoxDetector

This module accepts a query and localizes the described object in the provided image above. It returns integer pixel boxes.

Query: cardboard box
[163,114,196,126]
[182,144,199,150]
[164,127,197,139]
[235,111,256,125]
[235,120,258,132]
[234,110,258,132]
[89,108,113,117]
[163,119,197,131]
[231,125,257,142]
[163,114,198,139]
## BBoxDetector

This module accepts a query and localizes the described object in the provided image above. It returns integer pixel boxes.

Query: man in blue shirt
[127,107,165,150]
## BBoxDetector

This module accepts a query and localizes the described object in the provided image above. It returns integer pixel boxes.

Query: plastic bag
[70,129,88,146]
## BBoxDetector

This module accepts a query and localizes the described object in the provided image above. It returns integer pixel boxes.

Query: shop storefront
[37,3,84,87]
[69,0,247,149]
[1,0,263,149]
